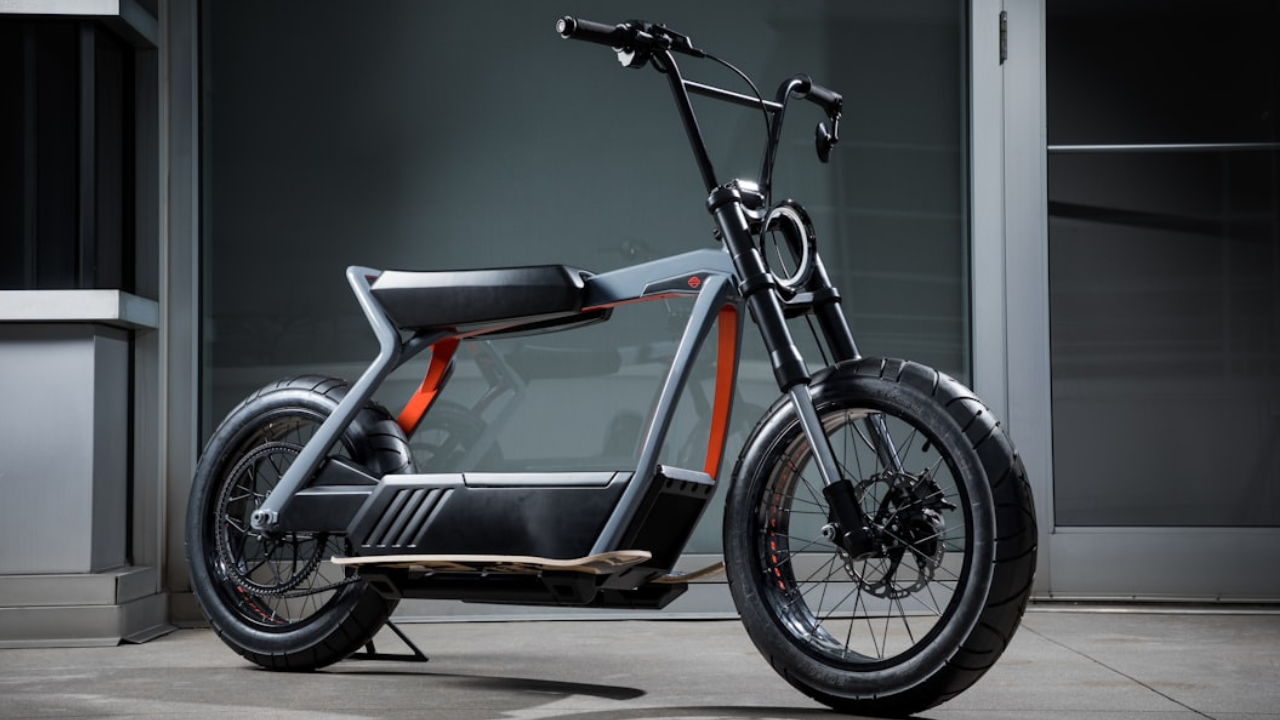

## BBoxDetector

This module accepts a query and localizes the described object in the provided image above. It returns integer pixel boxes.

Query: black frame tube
[708,186,811,391]
[758,77,808,201]
[652,50,720,193]
[684,80,783,113]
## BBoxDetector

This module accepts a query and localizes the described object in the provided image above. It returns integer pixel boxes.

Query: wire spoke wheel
[761,408,968,666]
[212,434,356,628]
[725,359,1036,716]
[186,376,413,670]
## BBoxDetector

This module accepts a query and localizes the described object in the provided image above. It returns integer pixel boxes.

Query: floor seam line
[1022,626,1215,720]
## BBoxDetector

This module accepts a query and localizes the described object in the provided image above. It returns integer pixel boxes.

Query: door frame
[970,0,1280,601]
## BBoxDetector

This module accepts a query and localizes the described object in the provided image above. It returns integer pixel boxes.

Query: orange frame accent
[397,338,460,435]
[703,305,739,479]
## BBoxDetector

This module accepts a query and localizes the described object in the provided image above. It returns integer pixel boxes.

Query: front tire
[724,358,1037,716]
[185,375,414,671]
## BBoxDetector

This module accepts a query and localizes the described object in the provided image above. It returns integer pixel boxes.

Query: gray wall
[0,325,128,574]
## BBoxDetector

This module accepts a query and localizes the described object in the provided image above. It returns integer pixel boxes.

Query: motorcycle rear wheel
[185,375,413,671]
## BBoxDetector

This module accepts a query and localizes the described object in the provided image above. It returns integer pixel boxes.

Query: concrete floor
[0,608,1277,719]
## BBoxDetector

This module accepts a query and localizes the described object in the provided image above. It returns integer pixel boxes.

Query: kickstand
[348,620,429,663]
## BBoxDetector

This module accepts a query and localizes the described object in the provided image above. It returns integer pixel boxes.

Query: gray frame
[971,0,1054,596]
[161,0,204,621]
[252,248,746,546]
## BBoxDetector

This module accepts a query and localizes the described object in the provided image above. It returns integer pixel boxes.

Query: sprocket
[213,442,347,598]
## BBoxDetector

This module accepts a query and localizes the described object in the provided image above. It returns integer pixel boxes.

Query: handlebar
[555,16,629,49]
[558,16,705,61]
[558,15,839,116]
[801,79,843,118]
[557,14,843,192]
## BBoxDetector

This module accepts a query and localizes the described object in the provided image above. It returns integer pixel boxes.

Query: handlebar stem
[758,76,810,203]
[708,186,811,391]
[651,49,721,194]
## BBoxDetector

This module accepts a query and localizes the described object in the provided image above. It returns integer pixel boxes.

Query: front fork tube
[788,377,878,558]
[787,236,902,476]
[709,186,883,556]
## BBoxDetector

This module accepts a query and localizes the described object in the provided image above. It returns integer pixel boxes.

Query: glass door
[975,0,1280,600]
[1044,0,1280,599]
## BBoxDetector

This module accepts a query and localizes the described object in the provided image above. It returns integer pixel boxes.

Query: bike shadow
[310,665,932,720]
[331,666,646,702]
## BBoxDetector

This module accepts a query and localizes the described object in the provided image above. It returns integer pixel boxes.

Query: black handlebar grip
[557,16,629,47]
[806,82,844,115]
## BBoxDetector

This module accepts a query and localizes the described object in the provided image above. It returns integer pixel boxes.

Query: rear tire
[724,358,1037,716]
[185,375,414,671]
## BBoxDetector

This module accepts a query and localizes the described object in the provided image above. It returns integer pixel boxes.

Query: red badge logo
[687,276,702,290]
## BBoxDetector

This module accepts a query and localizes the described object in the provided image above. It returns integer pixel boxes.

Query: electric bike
[186,16,1038,716]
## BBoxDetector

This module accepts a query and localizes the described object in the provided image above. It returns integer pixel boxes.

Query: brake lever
[652,24,705,58]
[615,31,653,69]
[815,113,841,164]
[616,20,705,67]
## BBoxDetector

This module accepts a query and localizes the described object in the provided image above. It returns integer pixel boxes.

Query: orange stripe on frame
[703,305,739,480]
[397,338,460,435]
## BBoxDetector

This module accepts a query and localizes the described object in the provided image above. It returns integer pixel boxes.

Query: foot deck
[654,561,726,584]
[331,549,652,575]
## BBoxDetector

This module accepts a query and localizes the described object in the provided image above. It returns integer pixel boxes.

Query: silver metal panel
[0,290,159,329]
[0,566,159,607]
[0,0,158,47]
[132,328,162,585]
[91,329,130,572]
[0,326,99,574]
[161,0,202,603]
[0,592,170,649]
[1049,529,1280,600]
[1048,142,1280,154]
[131,40,162,595]
[999,0,1054,596]
[970,0,1055,595]
[0,324,131,574]
[0,0,121,14]
[970,0,1009,425]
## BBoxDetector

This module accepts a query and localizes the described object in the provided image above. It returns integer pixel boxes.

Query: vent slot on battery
[362,488,450,550]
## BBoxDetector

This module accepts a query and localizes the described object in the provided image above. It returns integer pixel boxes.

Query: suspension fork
[768,198,905,477]
[802,264,905,476]
[709,185,898,556]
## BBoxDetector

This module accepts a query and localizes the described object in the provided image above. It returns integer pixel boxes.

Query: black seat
[370,265,593,332]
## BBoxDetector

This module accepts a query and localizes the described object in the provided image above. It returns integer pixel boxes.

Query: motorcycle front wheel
[724,358,1037,717]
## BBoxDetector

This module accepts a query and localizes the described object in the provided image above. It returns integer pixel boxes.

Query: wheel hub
[214,442,333,598]
[834,470,953,598]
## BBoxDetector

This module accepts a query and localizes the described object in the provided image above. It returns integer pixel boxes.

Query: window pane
[1049,0,1280,527]
[0,20,134,292]
[202,2,970,553]
[1050,150,1280,526]
[1049,0,1280,146]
